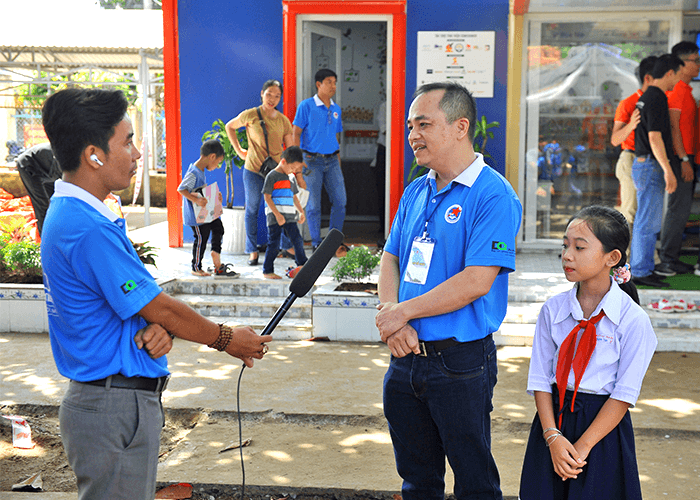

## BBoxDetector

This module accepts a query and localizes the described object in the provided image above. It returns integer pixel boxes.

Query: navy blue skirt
[519,386,642,500]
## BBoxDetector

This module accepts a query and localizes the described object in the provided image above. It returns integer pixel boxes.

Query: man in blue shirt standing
[375,82,522,500]
[40,88,272,500]
[293,68,346,251]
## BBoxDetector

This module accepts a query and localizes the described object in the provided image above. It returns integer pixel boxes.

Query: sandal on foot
[191,269,211,277]
[214,263,240,277]
[335,243,350,258]
[285,266,303,279]
[263,273,282,280]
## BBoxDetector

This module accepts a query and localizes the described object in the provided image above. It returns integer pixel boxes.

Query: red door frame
[162,0,406,247]
[283,0,407,226]
[162,0,183,247]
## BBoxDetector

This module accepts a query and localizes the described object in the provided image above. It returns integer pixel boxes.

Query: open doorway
[298,19,389,246]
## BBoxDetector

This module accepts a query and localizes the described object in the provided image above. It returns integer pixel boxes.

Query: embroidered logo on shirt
[121,280,138,294]
[492,241,508,251]
[444,204,463,223]
[333,111,339,120]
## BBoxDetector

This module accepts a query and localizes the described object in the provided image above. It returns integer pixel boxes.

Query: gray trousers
[659,156,695,265]
[60,381,164,500]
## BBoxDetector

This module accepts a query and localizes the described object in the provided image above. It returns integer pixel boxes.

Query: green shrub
[2,240,42,276]
[331,246,381,283]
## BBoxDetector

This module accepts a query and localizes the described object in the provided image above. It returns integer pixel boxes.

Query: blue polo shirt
[293,94,343,154]
[41,180,167,382]
[384,154,522,342]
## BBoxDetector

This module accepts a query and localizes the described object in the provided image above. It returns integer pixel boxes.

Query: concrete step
[496,315,700,352]
[214,315,313,341]
[161,277,318,299]
[506,301,700,330]
[510,285,700,307]
[173,293,311,319]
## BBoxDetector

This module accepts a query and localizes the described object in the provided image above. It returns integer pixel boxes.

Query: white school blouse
[527,279,657,406]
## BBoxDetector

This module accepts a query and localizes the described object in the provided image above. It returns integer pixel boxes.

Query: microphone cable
[232,228,344,499]
[237,364,247,499]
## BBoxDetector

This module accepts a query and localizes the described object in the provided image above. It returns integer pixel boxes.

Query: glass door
[522,16,675,243]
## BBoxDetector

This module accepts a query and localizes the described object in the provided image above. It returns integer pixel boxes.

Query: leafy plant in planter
[331,246,381,291]
[0,218,42,284]
[406,115,500,183]
[202,119,248,208]
[132,241,158,268]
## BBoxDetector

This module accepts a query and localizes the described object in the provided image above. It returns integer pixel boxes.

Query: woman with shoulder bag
[226,80,293,265]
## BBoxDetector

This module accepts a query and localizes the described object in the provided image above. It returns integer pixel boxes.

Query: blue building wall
[177,0,510,241]
[405,0,510,177]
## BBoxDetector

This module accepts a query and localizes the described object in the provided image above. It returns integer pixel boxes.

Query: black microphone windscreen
[289,228,344,297]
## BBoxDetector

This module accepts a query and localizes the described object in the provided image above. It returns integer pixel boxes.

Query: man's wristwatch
[681,155,689,163]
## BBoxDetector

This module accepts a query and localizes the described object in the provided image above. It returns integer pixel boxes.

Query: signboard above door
[416,31,495,98]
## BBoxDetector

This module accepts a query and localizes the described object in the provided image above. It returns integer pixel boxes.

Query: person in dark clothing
[15,143,62,234]
[630,54,683,288]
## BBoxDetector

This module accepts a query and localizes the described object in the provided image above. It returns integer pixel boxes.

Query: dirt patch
[334,283,377,293]
[0,405,202,493]
[0,405,399,500]
[0,271,42,284]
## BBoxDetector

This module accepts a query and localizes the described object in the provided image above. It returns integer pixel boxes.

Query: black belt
[302,150,339,158]
[417,338,462,357]
[83,374,170,393]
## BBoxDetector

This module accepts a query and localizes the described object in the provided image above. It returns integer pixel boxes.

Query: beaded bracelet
[208,324,234,351]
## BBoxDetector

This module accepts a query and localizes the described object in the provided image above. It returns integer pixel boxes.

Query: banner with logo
[417,31,495,98]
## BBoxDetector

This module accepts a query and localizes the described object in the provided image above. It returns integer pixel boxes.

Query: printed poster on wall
[417,31,495,98]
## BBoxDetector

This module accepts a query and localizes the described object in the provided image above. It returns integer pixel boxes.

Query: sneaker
[695,268,700,277]
[653,263,676,277]
[632,274,671,288]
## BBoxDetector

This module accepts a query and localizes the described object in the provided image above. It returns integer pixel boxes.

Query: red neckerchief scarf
[555,309,606,428]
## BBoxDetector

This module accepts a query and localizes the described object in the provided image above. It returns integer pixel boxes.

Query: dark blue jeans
[631,156,665,278]
[263,221,308,275]
[383,335,502,500]
[243,168,266,254]
[303,153,346,247]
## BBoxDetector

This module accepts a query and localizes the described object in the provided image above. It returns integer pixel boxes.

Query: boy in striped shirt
[261,146,308,279]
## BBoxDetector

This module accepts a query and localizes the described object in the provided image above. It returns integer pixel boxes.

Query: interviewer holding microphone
[40,87,271,500]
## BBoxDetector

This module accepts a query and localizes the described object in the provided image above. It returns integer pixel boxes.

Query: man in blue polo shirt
[41,88,272,500]
[375,82,522,500]
[293,68,346,251]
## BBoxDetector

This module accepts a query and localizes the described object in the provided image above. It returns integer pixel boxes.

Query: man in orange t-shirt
[656,42,700,276]
[611,56,658,226]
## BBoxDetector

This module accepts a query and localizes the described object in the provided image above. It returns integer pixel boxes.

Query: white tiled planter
[0,284,48,333]
[311,282,380,342]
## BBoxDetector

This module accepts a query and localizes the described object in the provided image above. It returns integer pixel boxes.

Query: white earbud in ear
[90,154,104,166]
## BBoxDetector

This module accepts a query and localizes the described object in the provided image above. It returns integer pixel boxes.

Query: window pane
[524,20,670,240]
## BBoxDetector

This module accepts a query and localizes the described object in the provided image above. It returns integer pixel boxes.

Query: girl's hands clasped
[548,433,586,481]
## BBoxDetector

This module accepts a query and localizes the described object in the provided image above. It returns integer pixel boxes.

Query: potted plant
[201,119,247,208]
[0,217,46,333]
[312,246,382,341]
[201,119,249,254]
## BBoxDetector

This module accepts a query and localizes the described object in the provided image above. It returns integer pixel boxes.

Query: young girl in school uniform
[519,206,657,500]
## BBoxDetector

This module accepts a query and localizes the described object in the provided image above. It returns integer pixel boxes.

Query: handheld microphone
[260,228,344,337]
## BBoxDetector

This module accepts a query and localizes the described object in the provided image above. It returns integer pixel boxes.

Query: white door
[300,21,342,109]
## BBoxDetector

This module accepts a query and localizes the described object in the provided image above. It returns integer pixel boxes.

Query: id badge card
[404,236,436,285]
